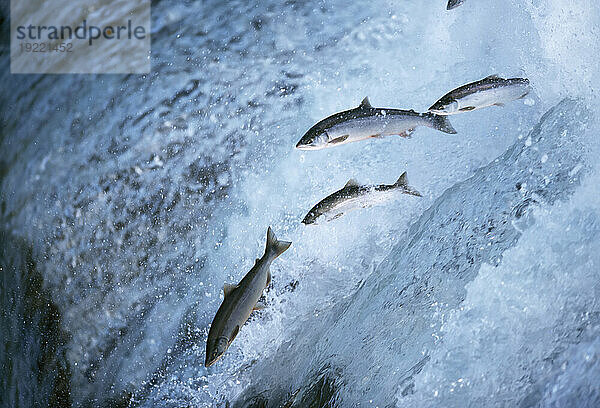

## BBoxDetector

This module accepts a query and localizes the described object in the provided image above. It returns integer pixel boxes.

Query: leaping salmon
[302,172,422,225]
[205,227,291,367]
[296,97,456,151]
[429,75,530,115]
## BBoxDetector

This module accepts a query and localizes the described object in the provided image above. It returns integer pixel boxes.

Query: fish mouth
[205,353,223,367]
[428,108,447,115]
[301,210,317,224]
[428,103,448,114]
[301,215,316,225]
[428,105,444,114]
[296,131,329,150]
[429,101,458,115]
[430,110,457,116]
[295,142,316,150]
[205,336,230,367]
[296,140,327,151]
[296,145,326,151]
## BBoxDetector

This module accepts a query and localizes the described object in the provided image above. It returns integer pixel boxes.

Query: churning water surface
[1,0,599,407]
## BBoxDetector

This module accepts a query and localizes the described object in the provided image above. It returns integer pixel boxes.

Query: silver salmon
[205,227,291,367]
[302,172,421,224]
[429,75,530,115]
[296,97,456,150]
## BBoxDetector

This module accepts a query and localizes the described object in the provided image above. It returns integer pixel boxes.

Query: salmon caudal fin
[265,226,292,260]
[447,0,464,10]
[394,172,422,197]
[426,113,457,134]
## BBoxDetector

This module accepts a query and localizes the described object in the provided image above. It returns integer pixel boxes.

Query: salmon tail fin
[394,172,422,197]
[427,113,457,134]
[447,0,464,10]
[265,226,292,260]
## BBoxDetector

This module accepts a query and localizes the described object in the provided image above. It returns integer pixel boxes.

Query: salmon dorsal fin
[484,74,500,80]
[223,283,237,298]
[344,178,360,188]
[394,172,408,188]
[358,97,372,109]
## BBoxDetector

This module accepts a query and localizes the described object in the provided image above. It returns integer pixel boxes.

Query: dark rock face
[0,235,71,408]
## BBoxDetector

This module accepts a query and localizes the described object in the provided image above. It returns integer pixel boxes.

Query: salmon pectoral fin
[330,213,344,221]
[230,325,240,342]
[223,283,237,298]
[266,270,271,288]
[253,301,267,311]
[329,134,349,144]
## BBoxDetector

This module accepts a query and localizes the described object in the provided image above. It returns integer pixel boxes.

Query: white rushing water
[0,0,599,407]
